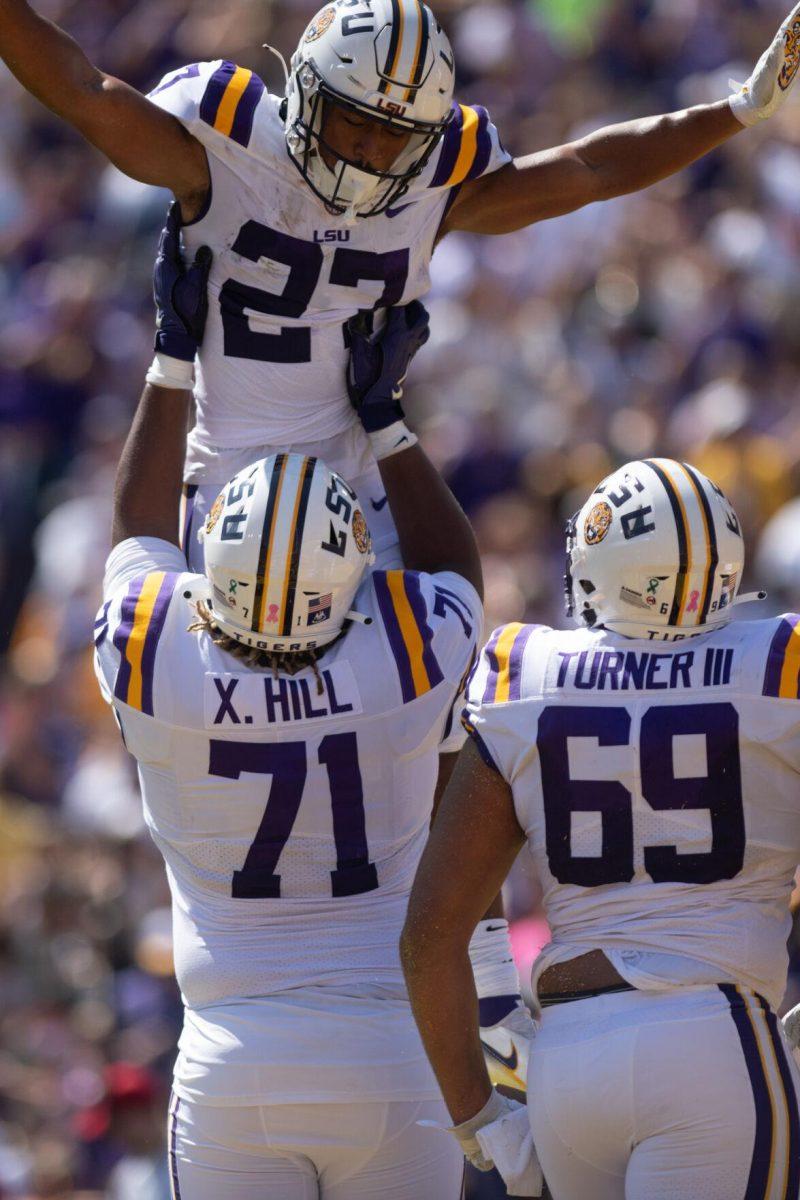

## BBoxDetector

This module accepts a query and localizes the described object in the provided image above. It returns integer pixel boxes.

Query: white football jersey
[148,61,511,482]
[465,617,800,1012]
[95,536,480,1102]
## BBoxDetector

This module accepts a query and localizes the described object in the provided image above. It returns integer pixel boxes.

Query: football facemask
[285,0,455,220]
[193,453,375,654]
[565,458,764,641]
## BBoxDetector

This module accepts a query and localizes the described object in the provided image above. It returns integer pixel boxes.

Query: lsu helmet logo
[780,19,800,90]
[584,501,613,546]
[205,492,225,535]
[305,7,336,42]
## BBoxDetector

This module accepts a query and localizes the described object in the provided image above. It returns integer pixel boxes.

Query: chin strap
[263,43,289,88]
[733,590,768,607]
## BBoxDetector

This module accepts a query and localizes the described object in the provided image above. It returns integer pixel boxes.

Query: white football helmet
[285,0,455,220]
[195,453,375,653]
[565,458,762,640]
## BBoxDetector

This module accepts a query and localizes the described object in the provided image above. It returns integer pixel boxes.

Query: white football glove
[450,1089,544,1197]
[730,2,800,126]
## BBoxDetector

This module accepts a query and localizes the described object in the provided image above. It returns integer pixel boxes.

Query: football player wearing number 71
[93,206,489,1197]
[2,0,800,575]
[401,459,800,1199]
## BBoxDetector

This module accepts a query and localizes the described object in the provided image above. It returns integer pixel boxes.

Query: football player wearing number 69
[401,460,800,1199]
[93,208,488,1198]
[3,2,800,571]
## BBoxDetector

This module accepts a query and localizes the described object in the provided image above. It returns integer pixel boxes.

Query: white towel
[475,1103,543,1197]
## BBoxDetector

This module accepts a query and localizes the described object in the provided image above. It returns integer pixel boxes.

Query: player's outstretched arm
[443,3,800,236]
[347,303,483,597]
[112,205,212,548]
[0,0,208,203]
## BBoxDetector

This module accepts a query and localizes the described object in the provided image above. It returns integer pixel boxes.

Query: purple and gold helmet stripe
[374,570,444,702]
[253,455,288,633]
[380,0,429,100]
[113,572,178,715]
[719,984,799,1200]
[404,1,430,101]
[762,614,800,698]
[199,61,264,148]
[679,461,718,626]
[279,456,318,638]
[429,105,493,189]
[643,459,690,626]
[380,0,405,94]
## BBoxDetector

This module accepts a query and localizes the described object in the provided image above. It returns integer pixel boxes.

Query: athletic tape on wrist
[145,353,195,390]
[468,919,522,1002]
[367,421,418,461]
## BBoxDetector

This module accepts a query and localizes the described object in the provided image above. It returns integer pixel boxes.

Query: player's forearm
[0,0,103,119]
[400,929,492,1125]
[572,100,742,200]
[112,385,190,548]
[378,444,483,597]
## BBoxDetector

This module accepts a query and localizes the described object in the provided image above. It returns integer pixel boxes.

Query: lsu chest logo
[584,501,613,546]
[781,19,800,90]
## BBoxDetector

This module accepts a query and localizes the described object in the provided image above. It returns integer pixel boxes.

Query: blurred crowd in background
[3,0,800,1193]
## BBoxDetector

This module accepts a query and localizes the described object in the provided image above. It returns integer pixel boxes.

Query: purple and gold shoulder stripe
[762,614,800,698]
[113,573,180,715]
[481,623,542,705]
[199,61,265,148]
[429,103,494,190]
[374,571,444,703]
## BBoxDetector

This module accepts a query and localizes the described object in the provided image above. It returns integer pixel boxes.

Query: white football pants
[180,426,401,573]
[528,984,800,1200]
[167,1093,464,1200]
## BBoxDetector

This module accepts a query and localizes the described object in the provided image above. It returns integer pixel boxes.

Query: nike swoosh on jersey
[370,496,389,511]
[386,202,414,218]
[481,1040,518,1072]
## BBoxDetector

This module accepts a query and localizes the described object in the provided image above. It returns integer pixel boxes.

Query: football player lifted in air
[93,205,492,1197]
[3,0,800,567]
[401,461,800,1198]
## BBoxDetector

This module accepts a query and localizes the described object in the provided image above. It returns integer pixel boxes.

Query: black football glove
[346,301,430,433]
[153,201,213,361]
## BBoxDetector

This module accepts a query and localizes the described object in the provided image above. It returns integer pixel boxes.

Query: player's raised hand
[153,202,212,362]
[346,301,430,433]
[730,2,800,126]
